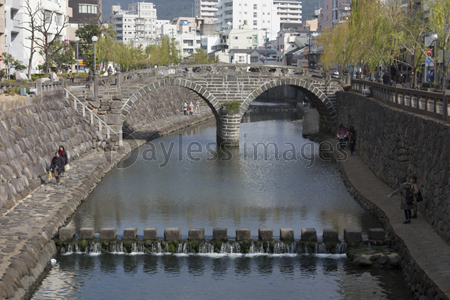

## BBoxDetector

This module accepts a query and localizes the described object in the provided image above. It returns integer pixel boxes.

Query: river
[30,109,412,299]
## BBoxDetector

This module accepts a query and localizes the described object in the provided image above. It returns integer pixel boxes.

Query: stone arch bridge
[96,64,346,146]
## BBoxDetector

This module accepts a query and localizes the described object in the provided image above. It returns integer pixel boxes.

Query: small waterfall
[131,242,145,254]
[176,242,188,254]
[220,242,241,253]
[335,242,347,254]
[109,242,124,254]
[273,242,295,254]
[199,242,214,253]
[249,241,265,254]
[149,241,161,253]
[90,243,101,254]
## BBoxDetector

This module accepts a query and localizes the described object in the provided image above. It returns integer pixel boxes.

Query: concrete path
[0,110,213,299]
[329,143,450,299]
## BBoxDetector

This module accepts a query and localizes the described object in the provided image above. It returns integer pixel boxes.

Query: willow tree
[427,0,450,88]
[145,37,182,67]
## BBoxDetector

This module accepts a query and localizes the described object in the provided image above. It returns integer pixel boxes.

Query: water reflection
[68,113,381,239]
[32,254,412,300]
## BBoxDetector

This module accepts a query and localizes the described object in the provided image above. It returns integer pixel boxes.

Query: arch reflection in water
[34,254,412,300]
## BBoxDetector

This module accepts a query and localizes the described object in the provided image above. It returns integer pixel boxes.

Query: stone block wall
[336,91,450,244]
[257,86,303,102]
[0,97,105,214]
[123,86,204,135]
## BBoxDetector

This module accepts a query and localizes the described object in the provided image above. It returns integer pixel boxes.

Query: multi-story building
[161,17,219,57]
[318,0,332,31]
[5,0,70,74]
[69,0,101,25]
[155,19,170,40]
[195,0,218,18]
[332,0,351,25]
[273,0,302,25]
[0,0,6,70]
[214,0,280,48]
[111,2,157,47]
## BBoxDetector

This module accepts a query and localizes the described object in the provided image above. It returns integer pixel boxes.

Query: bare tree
[15,0,40,79]
[34,7,68,73]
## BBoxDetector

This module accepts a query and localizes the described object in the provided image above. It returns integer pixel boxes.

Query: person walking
[388,177,414,224]
[183,102,188,115]
[348,126,356,156]
[410,175,420,219]
[382,72,390,85]
[336,124,348,150]
[195,100,200,114]
[50,152,65,185]
[58,146,68,175]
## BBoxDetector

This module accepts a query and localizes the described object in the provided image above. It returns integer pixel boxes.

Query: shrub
[5,87,16,95]
[223,101,241,113]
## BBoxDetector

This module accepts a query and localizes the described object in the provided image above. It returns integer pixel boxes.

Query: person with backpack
[388,177,414,224]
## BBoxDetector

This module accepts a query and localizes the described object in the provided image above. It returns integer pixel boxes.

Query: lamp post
[75,36,79,75]
[92,35,98,73]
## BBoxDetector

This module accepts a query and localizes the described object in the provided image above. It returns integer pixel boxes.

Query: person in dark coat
[388,177,414,224]
[382,72,390,85]
[348,126,357,156]
[50,152,65,185]
[59,146,68,166]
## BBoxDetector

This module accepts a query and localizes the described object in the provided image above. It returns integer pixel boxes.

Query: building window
[234,36,238,40]
[253,20,257,26]
[55,14,63,25]
[79,4,98,14]
[253,4,257,9]
[239,56,245,63]
[44,10,52,23]
[251,57,258,63]
[253,12,257,17]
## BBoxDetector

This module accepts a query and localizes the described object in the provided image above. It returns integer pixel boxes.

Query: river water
[31,110,412,299]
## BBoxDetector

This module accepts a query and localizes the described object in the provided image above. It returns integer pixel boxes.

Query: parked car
[331,70,340,78]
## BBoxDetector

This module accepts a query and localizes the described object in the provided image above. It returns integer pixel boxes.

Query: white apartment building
[195,0,218,18]
[5,0,70,74]
[274,0,302,24]
[155,19,170,39]
[214,0,280,48]
[111,2,157,47]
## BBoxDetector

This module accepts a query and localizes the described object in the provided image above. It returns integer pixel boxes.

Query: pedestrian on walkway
[58,146,69,175]
[388,177,414,224]
[183,102,188,115]
[195,100,200,113]
[382,72,390,85]
[410,175,420,219]
[189,101,194,115]
[50,152,65,185]
[337,124,348,150]
[348,126,357,156]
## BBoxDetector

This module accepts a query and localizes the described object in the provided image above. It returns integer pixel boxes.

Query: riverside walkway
[0,110,212,299]
[300,104,450,299]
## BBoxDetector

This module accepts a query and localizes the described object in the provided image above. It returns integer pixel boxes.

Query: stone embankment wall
[336,91,450,244]
[0,97,106,215]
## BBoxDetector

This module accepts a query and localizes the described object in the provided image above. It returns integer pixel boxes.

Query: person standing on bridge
[183,102,188,115]
[337,124,348,150]
[388,177,414,224]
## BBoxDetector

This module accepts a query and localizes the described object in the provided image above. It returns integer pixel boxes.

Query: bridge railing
[352,79,450,120]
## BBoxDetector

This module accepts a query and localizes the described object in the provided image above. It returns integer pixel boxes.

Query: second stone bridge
[91,64,346,146]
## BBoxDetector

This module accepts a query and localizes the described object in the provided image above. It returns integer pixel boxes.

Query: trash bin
[20,87,27,96]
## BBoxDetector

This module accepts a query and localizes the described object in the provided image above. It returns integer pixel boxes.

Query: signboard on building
[252,35,258,48]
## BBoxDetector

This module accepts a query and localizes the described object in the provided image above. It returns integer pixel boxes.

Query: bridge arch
[239,77,337,133]
[121,77,222,120]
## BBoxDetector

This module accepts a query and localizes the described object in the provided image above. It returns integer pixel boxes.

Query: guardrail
[352,79,450,121]
[64,88,123,146]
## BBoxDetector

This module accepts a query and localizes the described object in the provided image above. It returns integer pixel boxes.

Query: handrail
[64,88,123,146]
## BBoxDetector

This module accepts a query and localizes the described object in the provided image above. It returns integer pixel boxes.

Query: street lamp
[92,35,98,73]
[75,36,79,75]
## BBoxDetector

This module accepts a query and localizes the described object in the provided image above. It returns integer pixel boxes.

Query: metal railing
[64,88,123,146]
